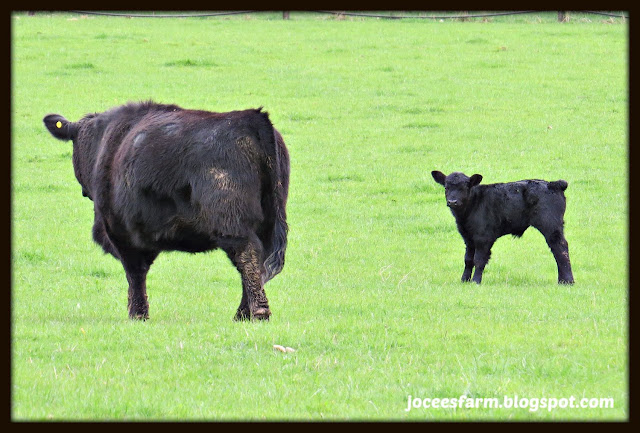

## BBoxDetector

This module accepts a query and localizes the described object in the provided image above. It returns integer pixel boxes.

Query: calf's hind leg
[541,229,574,284]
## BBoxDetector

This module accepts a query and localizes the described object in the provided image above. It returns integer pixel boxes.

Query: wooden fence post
[283,11,290,20]
[558,11,568,22]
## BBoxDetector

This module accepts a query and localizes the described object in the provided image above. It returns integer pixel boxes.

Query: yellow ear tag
[56,121,62,128]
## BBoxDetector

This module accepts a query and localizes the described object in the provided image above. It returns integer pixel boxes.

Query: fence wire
[64,10,628,20]
[70,10,254,18]
[316,10,628,19]
[315,10,539,19]
[583,10,628,18]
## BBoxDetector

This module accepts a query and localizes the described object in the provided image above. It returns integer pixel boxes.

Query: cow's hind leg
[115,246,159,320]
[234,284,250,321]
[92,214,120,259]
[224,234,271,321]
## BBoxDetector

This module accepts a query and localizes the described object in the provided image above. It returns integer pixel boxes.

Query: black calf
[432,171,574,284]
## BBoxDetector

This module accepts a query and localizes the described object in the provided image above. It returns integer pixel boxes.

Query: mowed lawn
[11,12,627,420]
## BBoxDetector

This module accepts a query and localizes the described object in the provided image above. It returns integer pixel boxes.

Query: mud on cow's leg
[234,285,251,321]
[225,234,271,321]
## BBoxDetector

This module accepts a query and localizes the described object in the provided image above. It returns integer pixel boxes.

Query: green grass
[11,12,627,420]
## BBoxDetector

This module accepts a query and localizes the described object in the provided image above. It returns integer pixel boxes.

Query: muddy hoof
[129,311,149,321]
[128,298,149,320]
[251,307,271,321]
[233,308,251,321]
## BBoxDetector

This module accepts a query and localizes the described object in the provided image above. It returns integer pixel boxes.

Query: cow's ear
[431,171,446,186]
[43,114,76,141]
[469,174,483,187]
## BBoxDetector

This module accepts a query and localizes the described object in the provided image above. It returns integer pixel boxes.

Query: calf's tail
[43,114,78,141]
[260,125,290,283]
[548,179,568,192]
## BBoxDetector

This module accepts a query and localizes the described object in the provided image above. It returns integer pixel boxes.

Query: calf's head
[431,171,483,211]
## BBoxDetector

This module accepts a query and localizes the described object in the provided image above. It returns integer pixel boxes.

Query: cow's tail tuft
[261,127,290,283]
[548,179,568,192]
[43,114,78,141]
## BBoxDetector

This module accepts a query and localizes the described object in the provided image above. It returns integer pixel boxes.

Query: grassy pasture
[11,12,627,420]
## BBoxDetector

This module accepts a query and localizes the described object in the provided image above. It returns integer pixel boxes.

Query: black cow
[43,101,289,321]
[431,171,574,285]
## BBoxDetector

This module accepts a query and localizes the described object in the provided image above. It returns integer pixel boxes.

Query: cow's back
[99,106,273,251]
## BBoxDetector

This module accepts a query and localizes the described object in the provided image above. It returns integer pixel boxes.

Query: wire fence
[316,10,539,19]
[59,10,628,21]
[68,10,254,18]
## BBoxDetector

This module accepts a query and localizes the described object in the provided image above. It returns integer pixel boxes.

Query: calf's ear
[469,174,483,187]
[431,170,446,185]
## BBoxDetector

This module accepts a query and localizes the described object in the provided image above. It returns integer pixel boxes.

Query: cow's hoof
[129,312,149,321]
[233,308,251,321]
[128,307,149,321]
[128,298,149,320]
[251,307,271,321]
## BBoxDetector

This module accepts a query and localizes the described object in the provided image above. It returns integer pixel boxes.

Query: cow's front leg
[227,234,271,321]
[471,240,494,284]
[462,244,475,282]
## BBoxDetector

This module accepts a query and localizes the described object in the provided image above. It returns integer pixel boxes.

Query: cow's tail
[43,114,78,141]
[260,123,290,284]
[549,179,568,192]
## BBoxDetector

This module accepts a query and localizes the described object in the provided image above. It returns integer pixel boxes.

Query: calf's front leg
[471,240,494,284]
[461,244,475,282]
